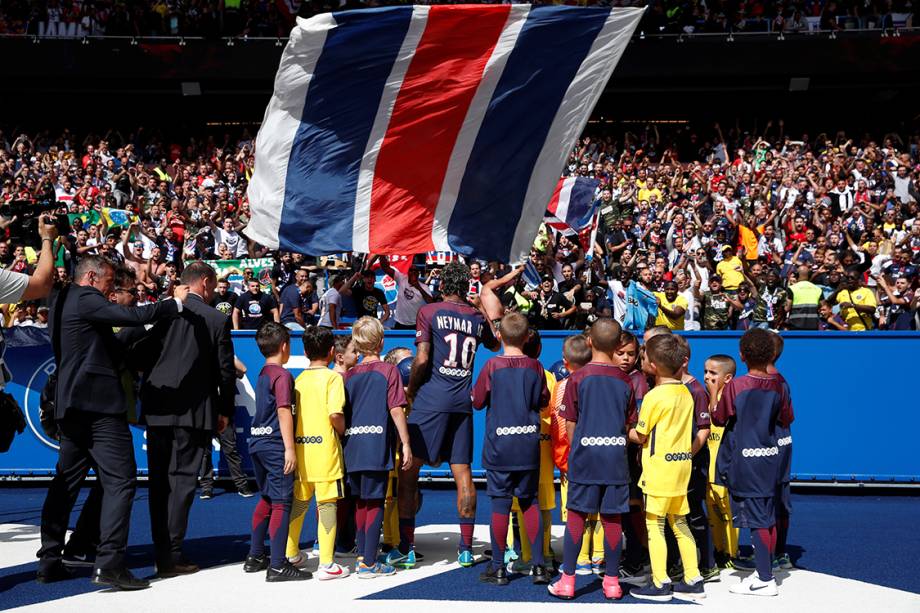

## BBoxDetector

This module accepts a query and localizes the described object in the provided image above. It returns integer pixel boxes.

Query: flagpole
[585,211,600,285]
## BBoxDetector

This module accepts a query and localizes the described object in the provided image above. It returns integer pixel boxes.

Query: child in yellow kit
[286,326,350,580]
[703,354,739,566]
[629,334,705,602]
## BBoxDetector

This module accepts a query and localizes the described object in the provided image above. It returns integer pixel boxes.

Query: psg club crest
[23,358,59,450]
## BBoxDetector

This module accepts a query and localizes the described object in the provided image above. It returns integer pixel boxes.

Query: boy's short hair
[334,334,353,355]
[739,328,775,369]
[352,316,385,354]
[770,330,784,362]
[707,354,737,376]
[645,334,685,377]
[588,317,621,352]
[384,346,412,365]
[256,322,290,358]
[499,312,529,348]
[616,330,638,349]
[673,334,691,360]
[302,325,335,360]
[644,325,671,342]
[562,334,591,367]
[522,327,542,360]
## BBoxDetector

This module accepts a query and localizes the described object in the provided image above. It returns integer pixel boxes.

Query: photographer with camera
[0,214,58,304]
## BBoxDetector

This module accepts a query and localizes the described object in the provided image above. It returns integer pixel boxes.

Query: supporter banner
[246,5,644,263]
[4,327,920,482]
[67,210,101,227]
[202,258,274,293]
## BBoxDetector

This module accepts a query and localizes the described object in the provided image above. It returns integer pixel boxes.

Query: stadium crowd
[0,0,913,37]
[2,119,918,333]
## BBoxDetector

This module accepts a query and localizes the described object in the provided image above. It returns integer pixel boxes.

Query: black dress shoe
[91,567,150,590]
[36,561,72,583]
[479,565,509,586]
[157,557,200,578]
[266,562,311,582]
[243,554,269,573]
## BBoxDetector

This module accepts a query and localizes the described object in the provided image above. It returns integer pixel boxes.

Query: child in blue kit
[343,317,413,579]
[472,312,550,586]
[244,322,310,582]
[549,318,637,601]
[712,329,793,597]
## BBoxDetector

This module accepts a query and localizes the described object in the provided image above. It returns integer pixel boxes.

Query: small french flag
[545,176,600,233]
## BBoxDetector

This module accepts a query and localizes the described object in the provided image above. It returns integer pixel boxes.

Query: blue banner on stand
[3,327,920,483]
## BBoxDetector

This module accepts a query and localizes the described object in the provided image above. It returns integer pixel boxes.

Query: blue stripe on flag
[567,177,600,230]
[279,7,413,254]
[446,6,610,262]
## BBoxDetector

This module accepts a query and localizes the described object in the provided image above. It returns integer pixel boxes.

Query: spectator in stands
[232,279,279,331]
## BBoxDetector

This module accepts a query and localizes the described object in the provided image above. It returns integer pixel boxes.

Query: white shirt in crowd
[318,286,341,328]
[392,270,429,327]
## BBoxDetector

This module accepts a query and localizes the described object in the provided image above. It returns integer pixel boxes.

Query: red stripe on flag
[369,4,511,254]
[546,177,565,218]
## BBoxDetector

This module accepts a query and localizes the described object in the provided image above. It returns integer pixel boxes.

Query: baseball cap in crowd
[721,245,733,252]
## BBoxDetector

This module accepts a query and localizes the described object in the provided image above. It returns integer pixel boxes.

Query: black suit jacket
[49,285,179,419]
[135,293,236,431]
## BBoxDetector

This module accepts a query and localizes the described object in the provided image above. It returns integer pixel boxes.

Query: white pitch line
[3,523,919,613]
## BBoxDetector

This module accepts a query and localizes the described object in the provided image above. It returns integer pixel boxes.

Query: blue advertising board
[2,327,919,483]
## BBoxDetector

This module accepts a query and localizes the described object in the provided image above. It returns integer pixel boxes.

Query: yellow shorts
[294,478,343,503]
[643,493,689,517]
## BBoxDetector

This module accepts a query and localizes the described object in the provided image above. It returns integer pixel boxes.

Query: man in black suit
[134,261,237,577]
[38,255,189,590]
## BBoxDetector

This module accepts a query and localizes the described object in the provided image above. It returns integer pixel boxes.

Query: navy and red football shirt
[685,375,712,471]
[413,299,495,414]
[559,362,637,485]
[712,373,794,497]
[343,360,407,473]
[249,364,293,454]
[773,371,795,484]
[471,355,550,471]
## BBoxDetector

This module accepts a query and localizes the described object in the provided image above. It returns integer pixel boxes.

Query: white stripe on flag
[430,4,530,252]
[554,177,576,225]
[353,6,430,254]
[508,7,644,263]
[245,15,335,249]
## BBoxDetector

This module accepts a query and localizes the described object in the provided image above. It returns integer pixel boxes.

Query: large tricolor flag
[545,176,600,233]
[246,5,643,263]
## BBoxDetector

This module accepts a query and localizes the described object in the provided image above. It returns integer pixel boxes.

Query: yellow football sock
[383,497,398,547]
[646,512,668,586]
[591,518,604,560]
[287,497,310,559]
[669,514,700,581]
[317,501,337,566]
[542,510,553,559]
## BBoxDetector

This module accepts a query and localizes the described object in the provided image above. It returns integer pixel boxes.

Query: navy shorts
[774,482,792,517]
[251,448,294,503]
[347,470,389,500]
[567,482,630,515]
[487,469,539,500]
[731,495,775,529]
[408,410,473,466]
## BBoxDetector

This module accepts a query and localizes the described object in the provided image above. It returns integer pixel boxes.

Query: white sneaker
[287,552,308,569]
[729,574,778,597]
[316,562,350,581]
